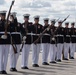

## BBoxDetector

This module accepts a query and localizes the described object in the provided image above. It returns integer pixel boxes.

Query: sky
[0,0,76,26]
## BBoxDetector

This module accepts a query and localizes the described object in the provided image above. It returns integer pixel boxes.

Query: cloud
[63,1,76,6]
[18,0,51,8]
[0,0,5,5]
[0,0,76,25]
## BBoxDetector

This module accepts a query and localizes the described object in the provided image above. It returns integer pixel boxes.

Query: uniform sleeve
[14,18,18,31]
[7,21,11,32]
[63,28,65,36]
[54,27,58,35]
[64,28,66,36]
[40,25,43,33]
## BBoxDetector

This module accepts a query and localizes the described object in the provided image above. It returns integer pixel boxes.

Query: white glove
[1,35,7,39]
[23,36,26,41]
[52,37,55,41]
[22,40,26,43]
[47,28,50,31]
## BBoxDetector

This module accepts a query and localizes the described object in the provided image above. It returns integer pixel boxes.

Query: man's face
[44,21,48,25]
[24,17,29,22]
[51,22,55,25]
[1,15,5,20]
[34,19,39,24]
[71,25,74,28]
[58,22,62,26]
[65,24,69,28]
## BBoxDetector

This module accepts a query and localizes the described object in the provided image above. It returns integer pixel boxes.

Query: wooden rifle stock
[20,41,24,52]
[11,36,17,53]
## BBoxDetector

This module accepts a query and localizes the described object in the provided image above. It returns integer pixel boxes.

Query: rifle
[20,23,28,52]
[11,35,17,53]
[5,0,15,35]
[62,15,70,23]
[3,0,17,53]
[20,40,25,52]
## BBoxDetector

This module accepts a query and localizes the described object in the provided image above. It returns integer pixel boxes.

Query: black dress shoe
[32,64,39,67]
[2,70,7,74]
[50,61,57,63]
[13,68,17,71]
[21,66,29,69]
[56,59,61,62]
[42,62,49,65]
[10,68,17,72]
[0,71,3,74]
[63,58,68,60]
[70,57,74,59]
[10,68,14,71]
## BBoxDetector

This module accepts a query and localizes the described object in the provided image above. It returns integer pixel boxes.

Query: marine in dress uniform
[63,22,71,60]
[49,19,57,63]
[75,28,76,53]
[9,12,22,72]
[70,22,76,59]
[21,14,34,69]
[42,18,50,65]
[56,21,64,62]
[32,15,43,67]
[0,11,11,74]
